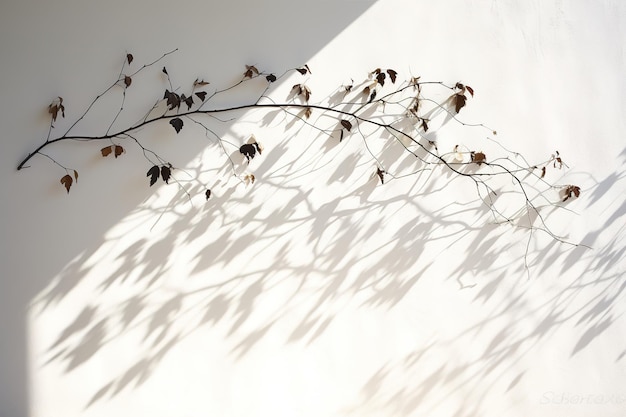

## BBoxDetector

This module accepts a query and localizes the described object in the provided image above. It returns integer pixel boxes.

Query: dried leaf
[376,168,385,184]
[240,143,257,162]
[170,118,183,133]
[362,86,370,96]
[541,166,546,178]
[376,72,386,86]
[164,90,181,110]
[296,68,307,75]
[304,64,311,74]
[114,145,124,158]
[368,90,377,103]
[471,151,487,165]
[244,65,259,78]
[124,75,132,88]
[562,185,581,202]
[454,93,467,113]
[193,79,209,86]
[60,174,72,193]
[302,86,311,101]
[162,67,168,75]
[421,119,429,132]
[101,146,113,157]
[161,165,171,184]
[147,165,160,186]
[304,107,312,119]
[73,170,79,182]
[386,69,398,83]
[266,74,277,83]
[183,94,194,110]
[195,91,207,102]
[341,120,353,131]
[466,85,474,97]
[205,189,211,200]
[126,53,134,65]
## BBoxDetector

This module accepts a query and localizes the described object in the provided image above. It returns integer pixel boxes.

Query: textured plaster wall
[1,1,625,417]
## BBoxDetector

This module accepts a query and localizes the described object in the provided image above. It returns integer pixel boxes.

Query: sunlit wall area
[1,1,625,417]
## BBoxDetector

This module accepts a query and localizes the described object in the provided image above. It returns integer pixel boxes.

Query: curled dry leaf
[304,107,312,119]
[386,69,398,83]
[124,75,132,88]
[73,170,79,182]
[60,174,72,193]
[376,72,386,86]
[48,97,65,122]
[466,85,474,97]
[205,189,211,200]
[193,79,209,86]
[562,185,581,202]
[244,174,255,185]
[376,168,385,184]
[266,74,277,83]
[341,120,353,131]
[471,151,487,165]
[195,91,207,102]
[244,65,259,78]
[114,145,124,158]
[126,53,134,65]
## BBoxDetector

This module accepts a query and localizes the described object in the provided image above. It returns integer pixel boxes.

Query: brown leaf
[304,107,312,119]
[162,67,168,75]
[266,74,277,83]
[466,85,474,97]
[205,189,211,200]
[126,53,134,65]
[194,79,209,86]
[454,93,467,113]
[562,185,581,202]
[376,72,386,86]
[304,64,311,74]
[296,68,307,75]
[471,151,487,165]
[303,86,311,101]
[195,91,207,102]
[48,98,64,122]
[60,174,72,193]
[114,145,124,158]
[73,170,79,182]
[101,146,113,157]
[541,166,546,178]
[386,69,398,83]
[421,119,429,132]
[124,75,132,88]
[341,120,353,131]
[244,65,259,78]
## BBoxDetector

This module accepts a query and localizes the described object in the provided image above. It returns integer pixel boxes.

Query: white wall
[1,1,625,417]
